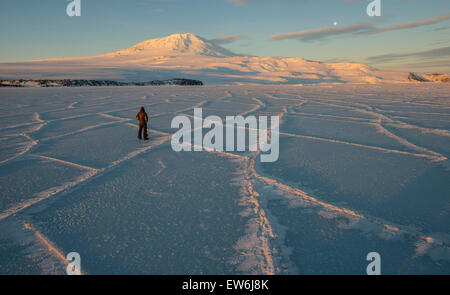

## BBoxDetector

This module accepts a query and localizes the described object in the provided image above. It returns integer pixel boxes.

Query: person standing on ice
[136,106,149,140]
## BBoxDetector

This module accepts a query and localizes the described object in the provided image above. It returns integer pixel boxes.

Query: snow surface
[0,84,449,274]
[0,33,410,85]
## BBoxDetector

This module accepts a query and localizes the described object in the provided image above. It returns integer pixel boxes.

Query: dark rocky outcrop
[0,78,203,87]
[408,72,430,82]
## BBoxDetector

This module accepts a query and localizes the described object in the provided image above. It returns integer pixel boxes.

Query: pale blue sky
[0,0,449,72]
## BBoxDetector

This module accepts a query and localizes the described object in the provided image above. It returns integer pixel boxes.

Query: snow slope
[0,84,449,274]
[0,33,409,85]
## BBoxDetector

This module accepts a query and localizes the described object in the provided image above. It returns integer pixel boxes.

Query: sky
[0,0,449,73]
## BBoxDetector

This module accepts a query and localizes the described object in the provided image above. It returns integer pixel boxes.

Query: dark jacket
[136,109,148,125]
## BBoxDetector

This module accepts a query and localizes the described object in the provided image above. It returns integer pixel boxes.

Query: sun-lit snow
[0,33,410,84]
[103,33,237,58]
[0,84,449,274]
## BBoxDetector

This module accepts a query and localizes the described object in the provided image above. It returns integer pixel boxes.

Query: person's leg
[143,123,148,140]
[138,124,143,139]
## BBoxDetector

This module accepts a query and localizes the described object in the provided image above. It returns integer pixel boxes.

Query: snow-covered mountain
[103,33,236,58]
[422,73,450,83]
[0,33,427,85]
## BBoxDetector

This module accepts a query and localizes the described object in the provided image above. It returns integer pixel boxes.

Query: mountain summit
[104,33,237,58]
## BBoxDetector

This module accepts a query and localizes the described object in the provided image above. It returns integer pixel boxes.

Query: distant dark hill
[0,78,203,88]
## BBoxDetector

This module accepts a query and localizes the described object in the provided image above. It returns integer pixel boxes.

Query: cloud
[210,34,247,45]
[431,26,450,32]
[270,23,372,41]
[366,13,450,35]
[270,13,450,42]
[398,60,450,70]
[366,46,450,63]
[431,39,450,46]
